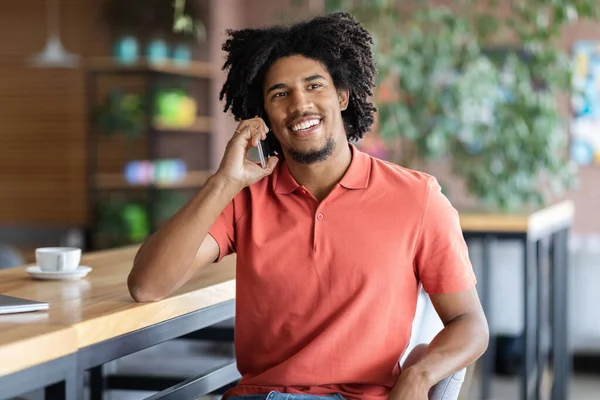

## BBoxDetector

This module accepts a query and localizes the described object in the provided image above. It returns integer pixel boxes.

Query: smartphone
[257,138,267,169]
[255,110,277,169]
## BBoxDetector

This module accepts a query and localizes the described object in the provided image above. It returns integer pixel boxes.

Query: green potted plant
[95,196,150,249]
[95,89,144,139]
[308,0,600,212]
[171,0,206,41]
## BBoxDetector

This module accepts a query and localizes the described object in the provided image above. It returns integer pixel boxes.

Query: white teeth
[291,119,320,132]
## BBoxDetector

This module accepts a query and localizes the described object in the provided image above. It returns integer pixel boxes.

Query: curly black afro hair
[219,12,377,151]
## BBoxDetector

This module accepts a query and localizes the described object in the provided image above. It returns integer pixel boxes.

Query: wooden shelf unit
[86,57,213,79]
[86,55,215,250]
[153,116,212,132]
[95,170,212,190]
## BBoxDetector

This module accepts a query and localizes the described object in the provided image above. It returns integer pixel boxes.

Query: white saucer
[26,266,92,280]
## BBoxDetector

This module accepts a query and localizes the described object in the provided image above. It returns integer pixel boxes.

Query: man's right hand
[215,116,279,190]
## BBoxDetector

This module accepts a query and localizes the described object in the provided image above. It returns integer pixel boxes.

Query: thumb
[262,156,279,176]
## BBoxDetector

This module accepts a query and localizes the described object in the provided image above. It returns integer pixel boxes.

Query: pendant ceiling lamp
[28,0,80,68]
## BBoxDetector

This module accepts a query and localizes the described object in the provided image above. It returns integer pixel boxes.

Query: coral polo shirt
[208,143,476,400]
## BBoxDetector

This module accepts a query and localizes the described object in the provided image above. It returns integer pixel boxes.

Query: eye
[308,83,322,90]
[272,92,287,99]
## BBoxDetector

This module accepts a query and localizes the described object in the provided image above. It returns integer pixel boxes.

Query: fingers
[234,117,268,138]
[232,121,267,150]
[253,116,269,135]
[250,126,264,147]
[229,125,256,152]
[249,117,268,141]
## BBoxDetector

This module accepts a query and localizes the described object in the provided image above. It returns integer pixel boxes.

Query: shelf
[153,116,212,132]
[95,170,213,190]
[86,57,213,78]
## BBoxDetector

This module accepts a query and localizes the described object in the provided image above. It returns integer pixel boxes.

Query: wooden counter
[459,200,575,238]
[0,245,236,348]
[0,324,76,377]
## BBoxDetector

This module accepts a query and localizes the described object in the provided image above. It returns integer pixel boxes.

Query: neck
[285,141,352,202]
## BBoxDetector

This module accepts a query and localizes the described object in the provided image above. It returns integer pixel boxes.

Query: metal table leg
[479,235,495,400]
[522,237,539,400]
[45,364,77,400]
[551,228,570,400]
[536,237,552,399]
[90,364,105,400]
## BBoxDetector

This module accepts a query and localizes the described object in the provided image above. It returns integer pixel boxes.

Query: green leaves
[474,14,501,40]
[290,0,598,211]
[447,50,578,211]
[95,89,144,139]
[171,0,206,41]
[327,0,598,211]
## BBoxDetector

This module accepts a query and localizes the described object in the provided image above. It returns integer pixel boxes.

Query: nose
[287,89,313,115]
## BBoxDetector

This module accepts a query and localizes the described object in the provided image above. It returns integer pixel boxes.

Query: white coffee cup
[35,247,81,272]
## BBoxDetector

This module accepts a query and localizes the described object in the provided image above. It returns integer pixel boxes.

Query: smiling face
[262,55,349,165]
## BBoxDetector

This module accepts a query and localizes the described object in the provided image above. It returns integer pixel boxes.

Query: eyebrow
[266,74,326,94]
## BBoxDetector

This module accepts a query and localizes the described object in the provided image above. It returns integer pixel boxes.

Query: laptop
[0,294,49,315]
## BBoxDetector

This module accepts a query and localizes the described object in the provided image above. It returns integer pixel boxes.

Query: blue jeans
[229,393,346,400]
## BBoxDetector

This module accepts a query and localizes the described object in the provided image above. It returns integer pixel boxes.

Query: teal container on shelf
[154,159,187,184]
[172,43,192,66]
[147,39,169,66]
[113,36,139,65]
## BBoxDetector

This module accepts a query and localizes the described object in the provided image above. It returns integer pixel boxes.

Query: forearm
[128,174,240,301]
[402,313,489,389]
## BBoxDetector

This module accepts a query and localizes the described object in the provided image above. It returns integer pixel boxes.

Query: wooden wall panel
[0,0,88,226]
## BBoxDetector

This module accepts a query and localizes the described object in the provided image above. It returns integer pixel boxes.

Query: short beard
[288,137,336,165]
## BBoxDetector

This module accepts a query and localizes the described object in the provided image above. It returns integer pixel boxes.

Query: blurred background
[0,0,599,399]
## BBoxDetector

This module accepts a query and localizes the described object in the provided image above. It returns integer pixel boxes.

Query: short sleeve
[414,177,477,294]
[208,197,238,263]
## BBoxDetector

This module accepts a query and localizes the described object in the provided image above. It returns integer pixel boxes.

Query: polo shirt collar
[274,161,299,194]
[274,143,371,194]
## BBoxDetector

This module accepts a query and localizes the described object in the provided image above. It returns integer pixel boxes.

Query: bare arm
[128,176,239,302]
[389,287,489,398]
[128,117,277,302]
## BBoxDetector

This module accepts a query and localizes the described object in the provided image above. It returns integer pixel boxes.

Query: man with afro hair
[129,12,488,400]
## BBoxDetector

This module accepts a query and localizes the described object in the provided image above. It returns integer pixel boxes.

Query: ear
[337,89,349,111]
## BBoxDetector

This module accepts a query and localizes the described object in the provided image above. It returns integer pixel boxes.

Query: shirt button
[317,213,324,220]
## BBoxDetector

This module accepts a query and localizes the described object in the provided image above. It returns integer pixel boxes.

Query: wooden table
[459,201,574,400]
[0,245,239,400]
[0,323,78,399]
